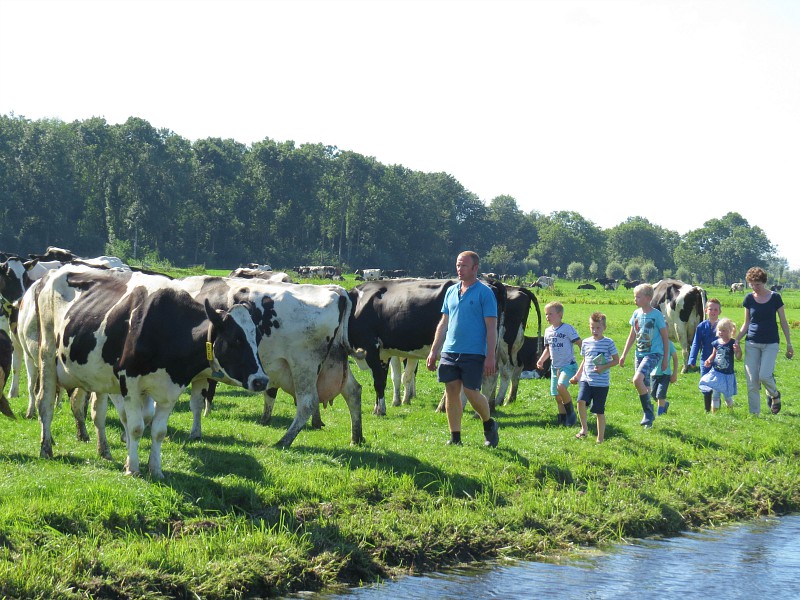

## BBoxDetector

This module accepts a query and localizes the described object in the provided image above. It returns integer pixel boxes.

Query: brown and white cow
[651,278,707,374]
[24,265,268,479]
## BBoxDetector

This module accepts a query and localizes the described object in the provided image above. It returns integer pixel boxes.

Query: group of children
[535,285,739,444]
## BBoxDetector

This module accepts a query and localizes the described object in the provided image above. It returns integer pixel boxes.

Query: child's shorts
[577,382,608,414]
[650,374,671,399]
[550,362,578,396]
[634,353,663,388]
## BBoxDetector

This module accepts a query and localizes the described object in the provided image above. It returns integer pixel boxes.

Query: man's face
[456,255,477,280]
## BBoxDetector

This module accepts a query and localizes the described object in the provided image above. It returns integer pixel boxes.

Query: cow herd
[1,248,722,480]
[0,248,553,480]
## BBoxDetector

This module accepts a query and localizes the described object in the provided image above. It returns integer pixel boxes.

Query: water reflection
[301,515,800,599]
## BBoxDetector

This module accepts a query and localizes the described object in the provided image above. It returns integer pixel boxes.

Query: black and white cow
[228,267,293,283]
[651,278,707,374]
[175,276,364,448]
[27,265,268,479]
[347,278,506,416]
[730,282,745,293]
[482,285,542,408]
[595,277,618,290]
[577,283,596,290]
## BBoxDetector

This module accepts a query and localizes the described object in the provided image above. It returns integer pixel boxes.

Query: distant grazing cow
[348,278,506,416]
[363,268,382,281]
[651,278,707,374]
[730,282,745,293]
[624,279,643,289]
[771,284,783,292]
[228,267,293,283]
[26,265,268,478]
[0,329,15,419]
[577,283,596,290]
[383,269,409,279]
[595,277,617,290]
[536,276,555,289]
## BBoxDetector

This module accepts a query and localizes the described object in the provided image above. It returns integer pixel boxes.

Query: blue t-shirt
[579,336,618,386]
[652,341,677,376]
[629,307,667,357]
[743,292,783,344]
[441,280,498,355]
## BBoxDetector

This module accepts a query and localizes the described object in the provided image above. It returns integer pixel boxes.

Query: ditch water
[294,514,800,599]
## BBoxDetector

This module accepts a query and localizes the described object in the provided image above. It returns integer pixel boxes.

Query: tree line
[0,114,791,286]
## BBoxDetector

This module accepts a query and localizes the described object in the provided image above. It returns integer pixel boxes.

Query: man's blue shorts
[438,352,484,391]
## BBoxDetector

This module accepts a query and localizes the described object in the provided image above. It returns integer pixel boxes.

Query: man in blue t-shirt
[426,251,499,447]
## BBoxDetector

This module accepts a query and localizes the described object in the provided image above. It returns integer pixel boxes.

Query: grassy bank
[0,283,798,598]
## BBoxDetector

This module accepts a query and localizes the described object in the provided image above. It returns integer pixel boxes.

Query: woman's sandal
[770,392,782,414]
[575,431,588,439]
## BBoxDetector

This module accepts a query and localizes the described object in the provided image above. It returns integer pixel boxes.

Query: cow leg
[260,387,279,425]
[188,380,210,440]
[401,359,417,405]
[92,393,113,460]
[24,348,38,419]
[341,370,364,445]
[121,394,146,477]
[36,372,58,459]
[310,401,325,429]
[389,356,403,407]
[147,398,177,480]
[481,372,500,412]
[8,335,21,398]
[504,366,524,405]
[274,391,316,448]
[108,394,128,443]
[367,354,390,416]
[70,388,90,442]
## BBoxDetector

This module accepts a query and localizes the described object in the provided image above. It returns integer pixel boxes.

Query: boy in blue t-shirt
[619,283,670,428]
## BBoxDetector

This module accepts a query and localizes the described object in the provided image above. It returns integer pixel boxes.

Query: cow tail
[519,287,544,355]
[334,288,367,361]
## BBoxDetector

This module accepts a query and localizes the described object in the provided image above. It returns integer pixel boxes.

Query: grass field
[0,280,797,598]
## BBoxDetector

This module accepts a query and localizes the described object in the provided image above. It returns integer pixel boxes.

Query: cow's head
[205,299,269,392]
[0,258,26,303]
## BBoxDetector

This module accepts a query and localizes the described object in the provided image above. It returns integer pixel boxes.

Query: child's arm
[734,343,743,361]
[619,327,636,367]
[704,347,716,367]
[659,326,670,372]
[536,345,551,370]
[570,360,584,384]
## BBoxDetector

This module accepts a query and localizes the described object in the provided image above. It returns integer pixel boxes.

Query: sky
[2,0,799,269]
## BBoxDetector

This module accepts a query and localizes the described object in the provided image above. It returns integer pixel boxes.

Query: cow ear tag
[206,342,214,361]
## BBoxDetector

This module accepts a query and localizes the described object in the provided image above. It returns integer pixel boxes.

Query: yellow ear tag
[206,341,214,362]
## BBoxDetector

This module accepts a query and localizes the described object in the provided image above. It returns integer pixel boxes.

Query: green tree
[606,217,677,275]
[606,261,625,280]
[567,261,584,280]
[530,211,605,275]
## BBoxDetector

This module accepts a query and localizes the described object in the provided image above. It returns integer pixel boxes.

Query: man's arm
[426,314,449,371]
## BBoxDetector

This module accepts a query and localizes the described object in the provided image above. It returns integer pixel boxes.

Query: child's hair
[634,283,654,298]
[590,311,606,326]
[545,301,564,314]
[717,317,736,335]
[706,297,721,310]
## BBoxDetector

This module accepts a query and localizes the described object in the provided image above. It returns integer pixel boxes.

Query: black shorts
[438,352,484,390]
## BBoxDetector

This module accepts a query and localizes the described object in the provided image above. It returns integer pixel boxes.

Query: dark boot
[564,402,577,427]
[703,391,712,412]
[639,393,655,427]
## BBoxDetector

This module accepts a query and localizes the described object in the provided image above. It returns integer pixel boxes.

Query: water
[299,515,800,599]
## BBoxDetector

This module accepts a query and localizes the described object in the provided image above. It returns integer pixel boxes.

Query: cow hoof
[392,399,402,407]
[372,407,386,416]
[351,436,366,446]
[25,410,36,419]
[124,469,141,477]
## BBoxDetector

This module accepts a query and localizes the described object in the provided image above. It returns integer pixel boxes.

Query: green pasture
[0,280,798,599]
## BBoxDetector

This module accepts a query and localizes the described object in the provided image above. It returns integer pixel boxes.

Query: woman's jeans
[744,341,780,414]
